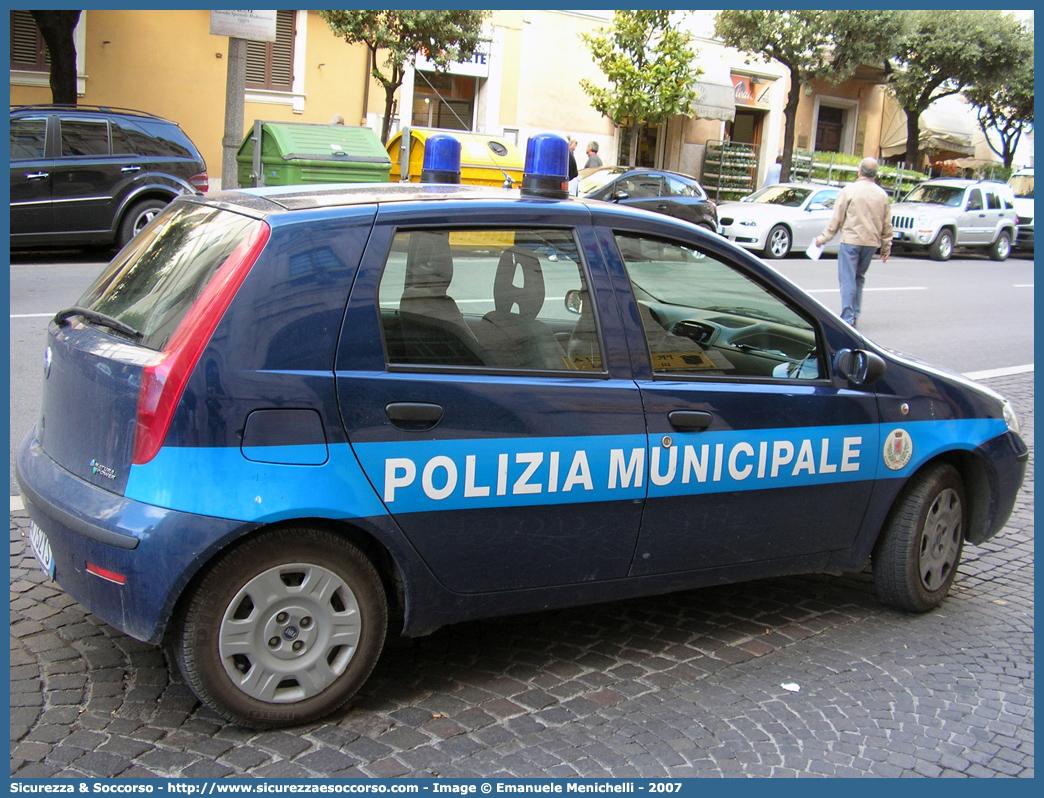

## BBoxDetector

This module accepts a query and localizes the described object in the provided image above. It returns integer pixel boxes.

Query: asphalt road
[8,248,1035,495]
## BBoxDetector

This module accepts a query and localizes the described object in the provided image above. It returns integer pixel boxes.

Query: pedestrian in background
[584,141,602,169]
[814,157,892,328]
[566,136,579,180]
[330,114,345,125]
[763,155,782,187]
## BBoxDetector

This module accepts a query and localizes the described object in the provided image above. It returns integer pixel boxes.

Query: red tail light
[132,221,270,465]
[190,171,209,193]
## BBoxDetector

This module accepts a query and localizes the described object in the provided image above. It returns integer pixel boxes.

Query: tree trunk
[31,11,81,104]
[628,122,640,168]
[779,81,803,183]
[904,110,922,173]
[380,84,397,145]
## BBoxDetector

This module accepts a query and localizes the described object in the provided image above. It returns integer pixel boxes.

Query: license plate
[27,520,55,580]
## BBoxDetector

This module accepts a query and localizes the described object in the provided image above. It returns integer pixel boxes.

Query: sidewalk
[10,372,1033,778]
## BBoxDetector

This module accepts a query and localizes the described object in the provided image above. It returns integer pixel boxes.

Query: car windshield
[577,168,623,196]
[1008,174,1033,199]
[742,186,812,207]
[904,184,965,206]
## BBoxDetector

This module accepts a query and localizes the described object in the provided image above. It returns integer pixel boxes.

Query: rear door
[51,115,128,236]
[959,188,987,244]
[337,202,648,594]
[599,220,880,576]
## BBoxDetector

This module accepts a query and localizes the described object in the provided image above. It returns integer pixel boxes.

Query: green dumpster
[236,121,392,187]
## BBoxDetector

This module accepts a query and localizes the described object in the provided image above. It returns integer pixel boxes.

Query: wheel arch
[161,516,408,650]
[935,450,993,545]
[111,186,181,236]
[880,451,991,548]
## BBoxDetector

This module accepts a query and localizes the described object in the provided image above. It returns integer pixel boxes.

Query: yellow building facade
[13,10,998,192]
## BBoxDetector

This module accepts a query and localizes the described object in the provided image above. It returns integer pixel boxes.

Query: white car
[718,183,841,259]
[1007,168,1033,252]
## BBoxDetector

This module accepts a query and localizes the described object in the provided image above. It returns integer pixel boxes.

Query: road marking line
[964,364,1034,380]
[1013,284,1034,288]
[10,313,55,319]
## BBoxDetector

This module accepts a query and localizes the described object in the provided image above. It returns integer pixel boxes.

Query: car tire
[872,463,966,613]
[928,229,954,261]
[118,198,168,249]
[174,526,387,728]
[989,230,1012,261]
[763,225,792,259]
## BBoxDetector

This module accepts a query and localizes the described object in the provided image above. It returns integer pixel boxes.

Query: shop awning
[880,95,976,159]
[692,60,736,122]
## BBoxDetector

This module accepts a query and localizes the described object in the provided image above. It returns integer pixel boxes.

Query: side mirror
[612,191,630,202]
[807,202,828,212]
[835,348,887,386]
[565,289,584,315]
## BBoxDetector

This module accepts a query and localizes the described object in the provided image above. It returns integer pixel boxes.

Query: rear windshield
[124,119,199,159]
[78,203,260,350]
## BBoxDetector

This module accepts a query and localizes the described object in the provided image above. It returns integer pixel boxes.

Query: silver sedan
[718,183,841,259]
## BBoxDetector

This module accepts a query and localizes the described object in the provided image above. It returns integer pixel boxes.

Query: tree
[963,24,1033,169]
[886,10,1027,169]
[31,10,81,105]
[580,10,699,168]
[321,10,488,144]
[715,10,901,182]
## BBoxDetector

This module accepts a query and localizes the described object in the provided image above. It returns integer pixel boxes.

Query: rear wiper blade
[53,306,142,341]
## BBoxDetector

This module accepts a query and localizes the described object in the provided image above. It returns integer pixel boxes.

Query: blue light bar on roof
[521,134,568,199]
[421,134,462,184]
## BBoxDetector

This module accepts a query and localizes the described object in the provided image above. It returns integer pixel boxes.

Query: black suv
[10,105,208,249]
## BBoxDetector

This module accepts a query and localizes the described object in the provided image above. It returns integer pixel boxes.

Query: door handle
[385,402,444,431]
[668,410,713,432]
[25,172,48,180]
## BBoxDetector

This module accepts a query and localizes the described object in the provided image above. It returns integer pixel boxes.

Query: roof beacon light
[521,134,569,199]
[421,134,462,184]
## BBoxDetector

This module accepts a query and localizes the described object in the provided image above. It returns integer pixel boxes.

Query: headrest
[404,231,454,298]
[493,248,544,320]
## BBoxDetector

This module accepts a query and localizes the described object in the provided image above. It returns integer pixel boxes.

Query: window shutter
[244,10,294,91]
[10,10,50,71]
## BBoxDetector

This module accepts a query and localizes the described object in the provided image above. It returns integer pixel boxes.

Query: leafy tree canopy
[886,10,1027,167]
[580,10,699,167]
[321,10,488,144]
[964,22,1033,169]
[715,10,901,181]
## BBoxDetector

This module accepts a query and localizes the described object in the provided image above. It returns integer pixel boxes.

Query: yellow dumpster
[387,127,523,188]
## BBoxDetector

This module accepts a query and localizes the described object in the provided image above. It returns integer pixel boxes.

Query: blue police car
[17,135,1027,728]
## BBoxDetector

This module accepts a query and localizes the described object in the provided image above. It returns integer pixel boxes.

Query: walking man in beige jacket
[815,157,893,327]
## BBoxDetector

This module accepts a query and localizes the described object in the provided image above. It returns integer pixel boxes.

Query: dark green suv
[10,104,208,249]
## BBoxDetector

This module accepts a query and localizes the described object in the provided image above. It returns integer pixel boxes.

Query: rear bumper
[1014,226,1033,250]
[16,430,255,644]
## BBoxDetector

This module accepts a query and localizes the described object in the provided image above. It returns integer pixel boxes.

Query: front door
[337,207,648,593]
[605,229,880,576]
[10,115,53,237]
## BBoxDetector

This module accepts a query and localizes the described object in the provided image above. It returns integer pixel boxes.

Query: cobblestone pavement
[10,373,1033,779]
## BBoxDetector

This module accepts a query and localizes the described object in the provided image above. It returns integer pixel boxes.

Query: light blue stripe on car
[124,418,1008,522]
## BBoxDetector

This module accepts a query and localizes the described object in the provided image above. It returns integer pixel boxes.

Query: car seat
[395,231,491,366]
[476,248,568,370]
